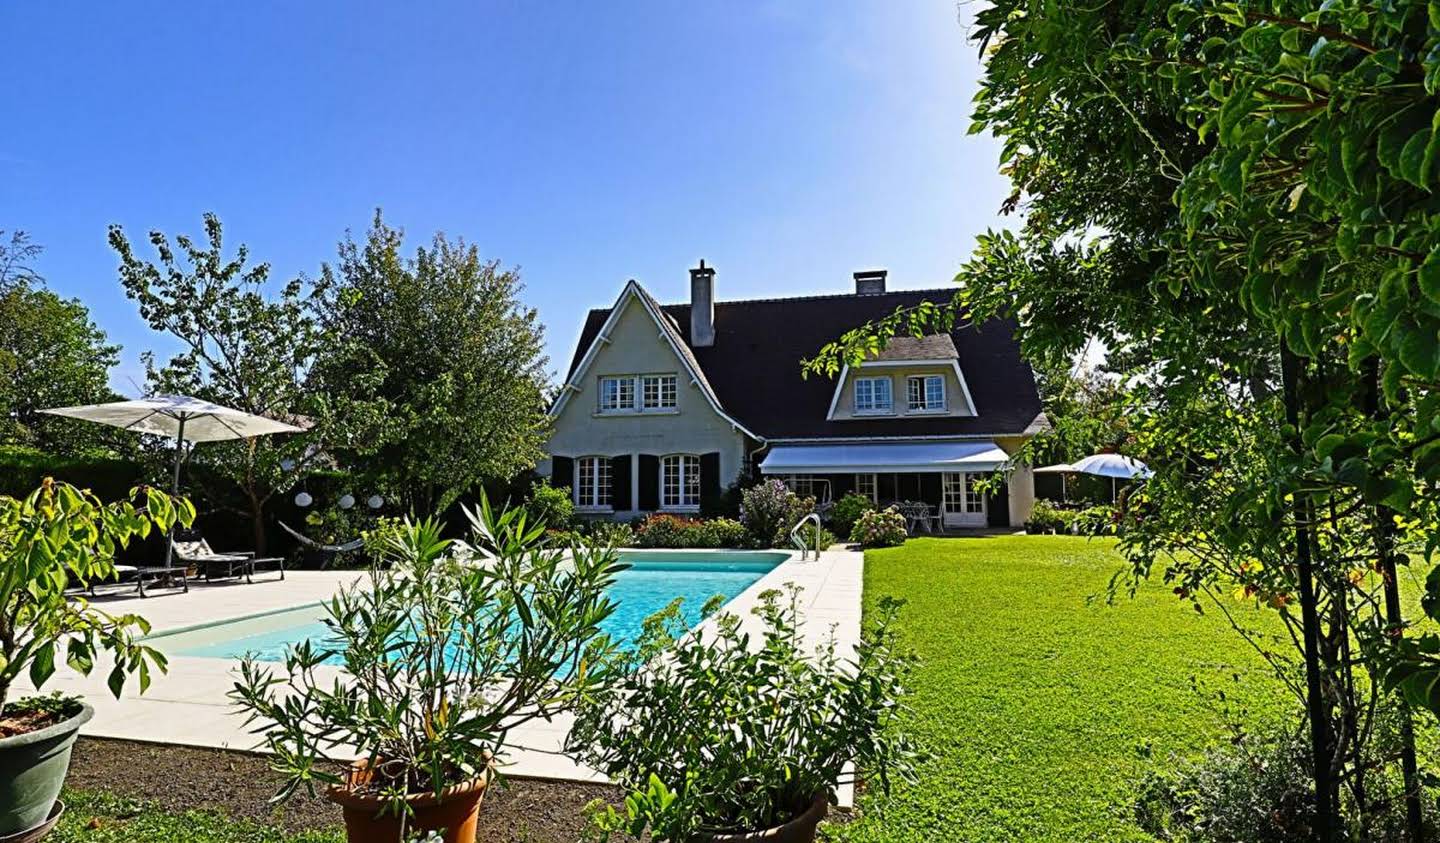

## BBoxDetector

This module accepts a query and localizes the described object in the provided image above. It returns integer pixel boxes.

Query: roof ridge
[655,287,961,309]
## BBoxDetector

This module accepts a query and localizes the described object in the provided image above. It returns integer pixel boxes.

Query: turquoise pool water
[154,550,786,663]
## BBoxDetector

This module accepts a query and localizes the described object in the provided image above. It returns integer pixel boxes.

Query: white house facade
[542,263,1047,528]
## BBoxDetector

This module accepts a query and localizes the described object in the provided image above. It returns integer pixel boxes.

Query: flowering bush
[740,480,814,548]
[633,514,751,548]
[850,506,908,548]
[828,492,876,539]
[1024,500,1074,534]
[697,517,750,548]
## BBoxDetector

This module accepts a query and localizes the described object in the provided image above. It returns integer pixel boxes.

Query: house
[542,263,1046,528]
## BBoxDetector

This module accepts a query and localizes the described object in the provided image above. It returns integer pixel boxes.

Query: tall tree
[309,212,550,515]
[109,214,318,551]
[0,231,122,454]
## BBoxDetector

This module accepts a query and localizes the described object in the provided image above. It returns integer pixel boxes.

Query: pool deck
[15,548,864,802]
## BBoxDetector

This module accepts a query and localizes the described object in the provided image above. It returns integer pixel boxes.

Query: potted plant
[568,584,920,842]
[0,479,192,838]
[231,498,626,843]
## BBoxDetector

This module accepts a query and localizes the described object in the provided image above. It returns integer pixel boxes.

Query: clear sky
[2,1,1010,394]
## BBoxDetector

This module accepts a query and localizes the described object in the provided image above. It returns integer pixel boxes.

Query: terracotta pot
[690,795,829,843]
[326,761,488,843]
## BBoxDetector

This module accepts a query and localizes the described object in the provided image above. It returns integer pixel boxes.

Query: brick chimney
[690,259,715,347]
[854,269,887,295]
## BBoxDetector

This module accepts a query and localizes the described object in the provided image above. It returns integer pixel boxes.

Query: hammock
[278,520,365,553]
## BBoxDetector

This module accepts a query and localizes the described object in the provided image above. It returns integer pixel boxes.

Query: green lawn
[827,535,1292,843]
[51,791,340,843]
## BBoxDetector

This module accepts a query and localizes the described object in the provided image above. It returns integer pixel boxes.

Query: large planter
[0,702,93,837]
[692,795,829,843]
[326,762,489,843]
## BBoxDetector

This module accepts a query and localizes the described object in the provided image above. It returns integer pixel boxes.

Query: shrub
[1071,504,1118,536]
[697,516,750,548]
[231,498,625,814]
[828,492,876,539]
[633,514,705,548]
[1134,713,1438,842]
[850,506,908,548]
[525,480,574,531]
[1024,500,1074,534]
[792,522,840,552]
[580,519,637,547]
[740,479,814,547]
[569,585,920,841]
[700,479,745,519]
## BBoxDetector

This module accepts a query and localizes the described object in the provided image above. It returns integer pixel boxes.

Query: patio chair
[172,530,286,584]
[66,560,189,598]
[896,501,937,535]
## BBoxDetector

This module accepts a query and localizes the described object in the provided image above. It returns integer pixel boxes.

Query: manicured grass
[51,791,341,843]
[827,536,1292,843]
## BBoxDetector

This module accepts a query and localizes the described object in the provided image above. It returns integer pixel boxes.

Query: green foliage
[230,496,625,811]
[849,507,907,548]
[1071,505,1119,537]
[0,446,146,501]
[827,492,876,540]
[739,479,815,548]
[1135,708,1437,842]
[524,481,575,531]
[830,537,1292,842]
[109,213,319,553]
[630,514,749,548]
[569,585,919,841]
[308,212,552,515]
[579,519,637,548]
[793,522,839,552]
[0,232,122,455]
[52,790,342,843]
[1024,500,1075,535]
[0,479,193,715]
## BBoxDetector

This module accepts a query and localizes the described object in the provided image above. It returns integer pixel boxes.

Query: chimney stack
[690,259,716,347]
[854,269,887,295]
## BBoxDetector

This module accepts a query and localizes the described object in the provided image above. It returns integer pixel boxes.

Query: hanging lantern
[280,458,296,472]
[339,494,355,510]
[367,495,384,509]
[294,491,313,508]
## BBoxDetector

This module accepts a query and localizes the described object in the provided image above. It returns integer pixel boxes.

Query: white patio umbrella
[1070,453,1152,500]
[1034,462,1077,501]
[41,395,306,561]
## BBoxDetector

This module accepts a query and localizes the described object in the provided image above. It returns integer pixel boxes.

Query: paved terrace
[16,549,865,801]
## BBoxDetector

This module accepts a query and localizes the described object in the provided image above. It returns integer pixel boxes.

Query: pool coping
[16,547,865,804]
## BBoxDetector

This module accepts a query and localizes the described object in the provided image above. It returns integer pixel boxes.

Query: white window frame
[574,456,612,510]
[853,376,894,415]
[599,376,636,413]
[660,454,701,510]
[855,473,878,503]
[641,373,678,411]
[906,375,946,413]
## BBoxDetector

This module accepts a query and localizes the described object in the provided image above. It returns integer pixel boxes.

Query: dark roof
[565,287,1044,441]
[874,333,958,361]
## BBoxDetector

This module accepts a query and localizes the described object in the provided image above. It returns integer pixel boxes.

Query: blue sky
[2,1,1009,393]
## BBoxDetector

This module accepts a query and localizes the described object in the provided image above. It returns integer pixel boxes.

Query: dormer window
[854,376,893,414]
[907,375,946,412]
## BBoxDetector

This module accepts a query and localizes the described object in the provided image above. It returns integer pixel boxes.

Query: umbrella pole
[165,415,186,566]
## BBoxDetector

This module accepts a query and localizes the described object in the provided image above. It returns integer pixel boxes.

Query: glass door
[942,473,987,528]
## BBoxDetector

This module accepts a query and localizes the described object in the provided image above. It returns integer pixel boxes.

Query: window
[599,377,636,412]
[642,374,677,410]
[907,375,946,412]
[783,475,831,503]
[854,377,893,413]
[575,456,612,508]
[855,473,878,503]
[661,454,701,509]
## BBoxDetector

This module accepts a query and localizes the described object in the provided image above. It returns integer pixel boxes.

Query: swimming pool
[146,550,788,663]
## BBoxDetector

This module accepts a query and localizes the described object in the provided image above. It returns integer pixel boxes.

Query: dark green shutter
[610,455,632,511]
[696,452,720,513]
[551,456,574,494]
[638,454,660,510]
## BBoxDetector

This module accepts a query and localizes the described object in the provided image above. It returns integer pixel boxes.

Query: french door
[942,472,987,528]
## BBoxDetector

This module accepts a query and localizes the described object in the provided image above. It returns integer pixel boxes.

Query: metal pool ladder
[790,512,821,561]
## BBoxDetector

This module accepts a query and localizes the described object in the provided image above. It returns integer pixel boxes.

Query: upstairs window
[642,374,678,410]
[907,375,946,412]
[575,456,612,509]
[599,376,636,412]
[854,377,893,414]
[661,454,700,509]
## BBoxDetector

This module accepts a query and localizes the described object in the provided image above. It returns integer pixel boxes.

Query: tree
[806,0,1440,837]
[109,214,318,552]
[309,212,551,515]
[0,231,122,453]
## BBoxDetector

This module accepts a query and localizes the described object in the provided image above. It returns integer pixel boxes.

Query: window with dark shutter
[638,454,660,511]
